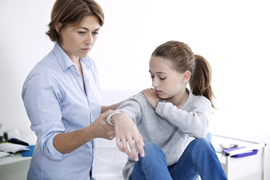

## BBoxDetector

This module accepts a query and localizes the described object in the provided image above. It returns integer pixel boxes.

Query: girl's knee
[140,142,165,160]
[188,138,213,151]
[138,143,167,167]
[143,142,159,151]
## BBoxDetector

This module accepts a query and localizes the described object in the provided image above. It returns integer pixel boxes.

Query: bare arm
[53,110,115,154]
[101,100,126,113]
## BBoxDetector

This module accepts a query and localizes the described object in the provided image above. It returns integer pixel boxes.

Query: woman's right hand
[90,110,115,140]
[53,110,115,154]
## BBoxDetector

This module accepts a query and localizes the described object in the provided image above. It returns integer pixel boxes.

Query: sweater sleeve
[117,93,144,124]
[155,97,211,138]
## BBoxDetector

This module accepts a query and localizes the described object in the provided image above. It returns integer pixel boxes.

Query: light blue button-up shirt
[22,43,102,180]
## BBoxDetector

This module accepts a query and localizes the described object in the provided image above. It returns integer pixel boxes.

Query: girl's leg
[169,138,227,180]
[129,142,172,180]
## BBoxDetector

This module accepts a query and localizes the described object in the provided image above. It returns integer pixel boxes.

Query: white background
[0,0,269,179]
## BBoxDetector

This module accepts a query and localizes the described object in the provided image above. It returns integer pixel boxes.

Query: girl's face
[57,15,101,62]
[149,56,189,101]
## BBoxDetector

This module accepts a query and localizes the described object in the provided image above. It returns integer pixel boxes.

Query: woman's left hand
[141,88,160,109]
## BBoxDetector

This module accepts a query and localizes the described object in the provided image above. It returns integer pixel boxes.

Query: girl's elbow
[195,119,209,138]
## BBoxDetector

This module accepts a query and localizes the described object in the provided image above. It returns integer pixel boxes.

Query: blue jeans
[129,138,227,180]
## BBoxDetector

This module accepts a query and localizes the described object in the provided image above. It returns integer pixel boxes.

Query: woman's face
[149,56,187,101]
[57,15,101,62]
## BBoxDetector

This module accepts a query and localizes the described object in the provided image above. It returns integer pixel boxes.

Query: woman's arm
[53,110,115,154]
[101,99,126,113]
[101,91,139,113]
[23,74,115,158]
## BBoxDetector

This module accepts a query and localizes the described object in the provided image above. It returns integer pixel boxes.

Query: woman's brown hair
[151,41,215,108]
[46,0,104,44]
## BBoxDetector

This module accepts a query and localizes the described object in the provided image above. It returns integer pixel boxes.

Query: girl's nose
[152,78,159,87]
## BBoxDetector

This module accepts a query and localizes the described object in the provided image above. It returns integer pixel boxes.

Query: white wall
[0,0,269,179]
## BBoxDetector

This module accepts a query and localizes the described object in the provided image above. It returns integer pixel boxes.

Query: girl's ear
[182,71,191,84]
[55,22,63,34]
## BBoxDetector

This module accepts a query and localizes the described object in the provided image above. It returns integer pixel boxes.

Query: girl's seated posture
[108,41,227,180]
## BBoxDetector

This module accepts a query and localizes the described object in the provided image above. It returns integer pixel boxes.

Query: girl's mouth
[155,90,163,94]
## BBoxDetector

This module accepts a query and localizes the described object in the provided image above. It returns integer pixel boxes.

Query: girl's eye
[160,77,166,80]
[150,75,154,79]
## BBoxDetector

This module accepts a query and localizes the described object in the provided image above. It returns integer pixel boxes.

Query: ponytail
[151,41,215,108]
[190,54,215,108]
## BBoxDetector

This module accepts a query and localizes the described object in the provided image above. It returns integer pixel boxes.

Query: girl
[108,41,227,180]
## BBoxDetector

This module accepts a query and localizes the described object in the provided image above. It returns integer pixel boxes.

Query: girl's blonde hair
[152,41,215,108]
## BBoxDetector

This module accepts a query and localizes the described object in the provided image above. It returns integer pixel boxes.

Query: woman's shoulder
[29,50,61,76]
[23,52,63,92]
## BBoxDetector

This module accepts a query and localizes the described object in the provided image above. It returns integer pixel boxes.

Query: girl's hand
[112,113,145,161]
[141,88,160,109]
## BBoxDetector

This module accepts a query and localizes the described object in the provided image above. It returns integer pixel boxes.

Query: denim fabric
[129,139,227,180]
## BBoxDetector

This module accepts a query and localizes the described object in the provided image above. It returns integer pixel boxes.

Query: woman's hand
[53,110,115,154]
[141,88,160,109]
[112,113,145,161]
[90,110,115,140]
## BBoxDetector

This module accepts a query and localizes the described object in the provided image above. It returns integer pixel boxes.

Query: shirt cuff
[155,100,166,110]
[43,132,65,160]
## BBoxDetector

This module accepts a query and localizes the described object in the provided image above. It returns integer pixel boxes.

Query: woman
[108,41,227,179]
[22,0,143,179]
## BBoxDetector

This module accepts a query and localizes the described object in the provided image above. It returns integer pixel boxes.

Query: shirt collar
[52,42,92,72]
[80,56,93,70]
